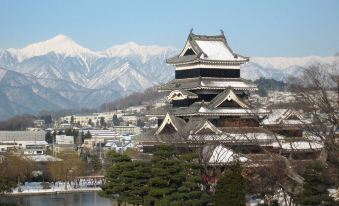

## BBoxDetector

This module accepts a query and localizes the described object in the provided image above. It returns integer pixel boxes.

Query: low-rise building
[120,115,138,125]
[0,131,45,142]
[81,130,118,151]
[0,140,48,155]
[112,126,141,135]
[0,131,48,154]
[54,135,75,153]
[34,119,46,128]
[125,106,147,114]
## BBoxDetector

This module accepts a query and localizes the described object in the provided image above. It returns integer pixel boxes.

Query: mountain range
[0,35,338,120]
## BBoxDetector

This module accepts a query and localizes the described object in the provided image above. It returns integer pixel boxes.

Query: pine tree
[101,152,151,206]
[104,150,130,167]
[45,131,53,144]
[177,153,211,206]
[296,161,338,206]
[80,131,85,143]
[213,162,247,206]
[100,117,106,128]
[90,155,102,172]
[145,145,210,206]
[88,119,93,126]
[112,114,120,126]
[0,177,15,194]
[84,131,92,139]
[101,148,211,206]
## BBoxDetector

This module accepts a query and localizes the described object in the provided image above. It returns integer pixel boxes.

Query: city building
[34,119,46,128]
[53,135,76,154]
[112,126,141,135]
[0,131,48,155]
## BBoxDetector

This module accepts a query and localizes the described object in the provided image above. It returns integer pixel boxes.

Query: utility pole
[53,131,55,156]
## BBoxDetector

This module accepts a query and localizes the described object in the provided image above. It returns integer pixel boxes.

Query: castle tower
[149,31,268,130]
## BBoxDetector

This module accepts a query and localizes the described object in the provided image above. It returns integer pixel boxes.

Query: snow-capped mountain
[0,35,176,120]
[9,34,100,61]
[102,42,174,63]
[0,34,338,120]
[241,56,339,81]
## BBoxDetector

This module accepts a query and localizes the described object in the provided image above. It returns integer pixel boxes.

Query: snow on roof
[262,109,287,125]
[0,140,48,145]
[189,132,284,142]
[155,113,186,135]
[207,145,247,164]
[262,109,310,125]
[282,119,312,125]
[201,80,257,90]
[0,131,46,141]
[208,88,249,108]
[271,141,323,151]
[196,40,236,61]
[25,155,61,162]
[198,107,269,115]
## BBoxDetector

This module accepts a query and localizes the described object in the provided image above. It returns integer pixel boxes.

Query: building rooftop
[0,131,45,141]
[159,77,257,92]
[166,31,249,65]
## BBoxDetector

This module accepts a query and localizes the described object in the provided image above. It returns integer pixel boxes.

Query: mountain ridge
[0,35,338,120]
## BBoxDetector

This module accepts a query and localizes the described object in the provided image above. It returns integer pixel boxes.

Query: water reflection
[0,192,114,206]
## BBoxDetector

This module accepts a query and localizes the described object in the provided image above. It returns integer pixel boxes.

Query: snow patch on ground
[10,181,102,195]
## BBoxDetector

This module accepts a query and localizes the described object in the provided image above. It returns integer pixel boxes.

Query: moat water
[0,192,115,206]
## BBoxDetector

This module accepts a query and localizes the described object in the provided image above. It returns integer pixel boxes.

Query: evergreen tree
[176,153,211,206]
[70,115,74,124]
[0,177,15,194]
[80,131,85,143]
[213,162,247,206]
[104,150,131,167]
[136,118,145,127]
[296,161,338,206]
[84,131,92,139]
[101,148,210,206]
[45,131,53,144]
[65,128,73,136]
[101,152,135,205]
[112,114,120,126]
[88,119,93,126]
[100,117,106,128]
[145,145,210,206]
[106,160,151,205]
[90,155,102,172]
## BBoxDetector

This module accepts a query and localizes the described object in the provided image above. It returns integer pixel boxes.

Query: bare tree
[48,152,85,190]
[287,64,339,187]
[0,154,35,192]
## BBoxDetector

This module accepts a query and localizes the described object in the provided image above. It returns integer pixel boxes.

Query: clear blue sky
[1,0,339,57]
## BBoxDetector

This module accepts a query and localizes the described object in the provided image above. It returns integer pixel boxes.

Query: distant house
[54,135,75,153]
[81,130,118,151]
[0,140,48,155]
[34,119,46,128]
[0,131,47,154]
[125,106,146,114]
[120,115,138,125]
[59,123,72,129]
[22,141,48,155]
[112,126,141,135]
[105,140,135,153]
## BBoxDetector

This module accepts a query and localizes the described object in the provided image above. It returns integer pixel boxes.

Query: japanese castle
[143,31,323,164]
